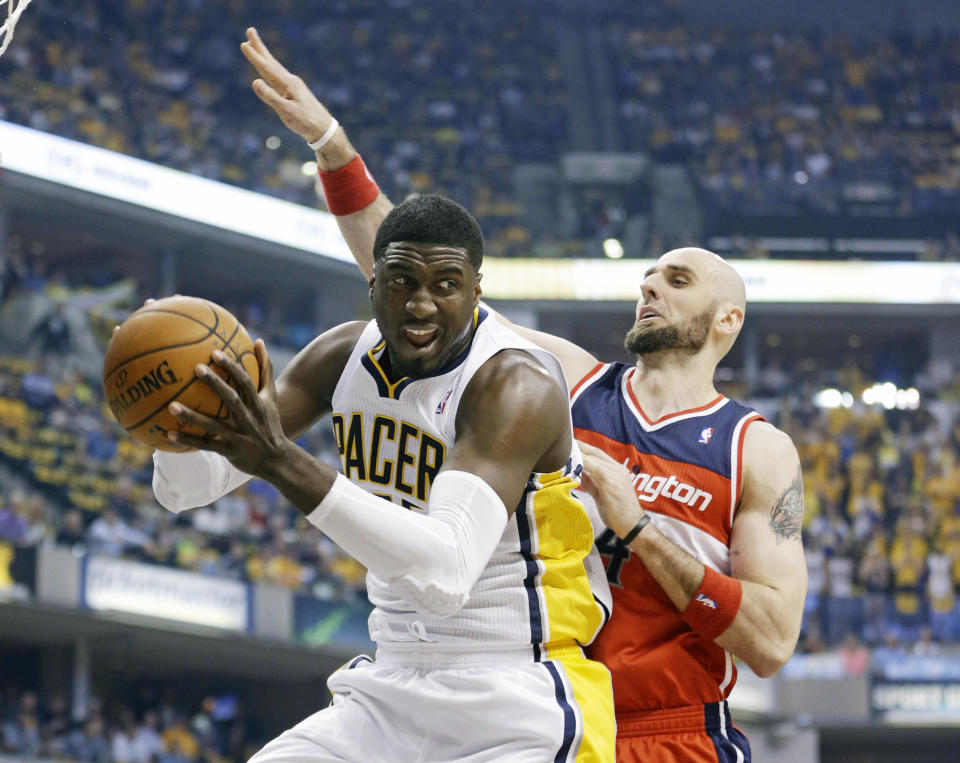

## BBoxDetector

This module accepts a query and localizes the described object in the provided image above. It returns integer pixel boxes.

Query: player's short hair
[373,194,484,271]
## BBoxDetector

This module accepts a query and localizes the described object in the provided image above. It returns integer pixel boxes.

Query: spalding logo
[109,360,180,418]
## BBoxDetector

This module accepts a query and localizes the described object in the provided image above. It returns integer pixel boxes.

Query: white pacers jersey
[329,306,610,654]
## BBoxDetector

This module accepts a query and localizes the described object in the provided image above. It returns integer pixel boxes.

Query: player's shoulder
[472,348,563,394]
[462,349,568,419]
[281,321,367,385]
[742,419,800,478]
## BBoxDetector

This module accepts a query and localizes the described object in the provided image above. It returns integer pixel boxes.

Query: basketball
[102,295,260,452]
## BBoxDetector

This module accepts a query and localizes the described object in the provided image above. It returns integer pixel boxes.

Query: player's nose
[405,286,437,317]
[640,278,659,302]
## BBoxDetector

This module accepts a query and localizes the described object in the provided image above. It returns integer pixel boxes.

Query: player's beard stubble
[624,302,718,357]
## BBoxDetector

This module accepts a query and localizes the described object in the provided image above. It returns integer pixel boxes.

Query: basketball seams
[104,296,259,450]
[103,307,223,380]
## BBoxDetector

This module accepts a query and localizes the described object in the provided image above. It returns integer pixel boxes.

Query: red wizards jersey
[571,362,763,712]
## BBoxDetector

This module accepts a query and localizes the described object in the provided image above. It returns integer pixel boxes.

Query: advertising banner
[293,595,374,651]
[82,556,250,632]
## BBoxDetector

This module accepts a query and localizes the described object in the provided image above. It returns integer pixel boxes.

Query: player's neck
[630,353,720,420]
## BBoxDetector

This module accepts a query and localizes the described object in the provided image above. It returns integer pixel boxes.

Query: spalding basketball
[102,296,260,452]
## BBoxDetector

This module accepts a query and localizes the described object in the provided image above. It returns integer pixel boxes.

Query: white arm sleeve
[305,470,507,618]
[152,449,252,513]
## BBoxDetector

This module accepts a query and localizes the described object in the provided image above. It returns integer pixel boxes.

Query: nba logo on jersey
[698,427,714,444]
[436,388,453,414]
[696,593,718,609]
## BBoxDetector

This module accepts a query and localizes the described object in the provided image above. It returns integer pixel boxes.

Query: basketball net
[0,0,34,58]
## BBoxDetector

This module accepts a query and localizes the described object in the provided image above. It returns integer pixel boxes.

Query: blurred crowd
[0,685,254,762]
[2,1,959,257]
[609,19,960,222]
[0,353,367,602]
[0,0,565,256]
[754,356,960,650]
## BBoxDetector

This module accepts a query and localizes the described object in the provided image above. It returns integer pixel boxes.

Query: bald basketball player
[242,27,806,761]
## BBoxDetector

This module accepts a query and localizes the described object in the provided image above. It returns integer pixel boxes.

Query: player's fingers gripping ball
[102,296,260,451]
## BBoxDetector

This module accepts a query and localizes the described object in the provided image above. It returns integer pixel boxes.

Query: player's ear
[473,271,482,304]
[715,303,744,336]
[368,275,376,300]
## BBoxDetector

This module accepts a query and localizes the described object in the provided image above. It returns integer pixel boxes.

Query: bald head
[638,247,746,363]
[657,247,746,311]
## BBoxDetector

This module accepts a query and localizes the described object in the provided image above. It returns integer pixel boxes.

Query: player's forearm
[629,523,705,610]
[310,126,393,280]
[715,581,802,677]
[258,438,339,515]
[335,194,394,280]
[631,525,798,675]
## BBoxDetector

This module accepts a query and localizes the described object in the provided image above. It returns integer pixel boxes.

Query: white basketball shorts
[248,644,614,762]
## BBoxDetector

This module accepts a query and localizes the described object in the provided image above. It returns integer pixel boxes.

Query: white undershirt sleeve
[152,449,252,514]
[305,470,507,618]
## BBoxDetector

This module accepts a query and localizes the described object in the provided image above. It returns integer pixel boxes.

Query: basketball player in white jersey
[237,27,806,761]
[151,194,615,761]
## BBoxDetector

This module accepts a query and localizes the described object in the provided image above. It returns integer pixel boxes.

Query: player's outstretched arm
[241,26,392,278]
[579,425,807,678]
[483,307,600,391]
[242,28,599,383]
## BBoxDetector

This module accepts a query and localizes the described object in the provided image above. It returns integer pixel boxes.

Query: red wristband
[680,566,742,640]
[318,153,380,216]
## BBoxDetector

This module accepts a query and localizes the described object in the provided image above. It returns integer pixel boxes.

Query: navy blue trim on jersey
[347,654,374,670]
[359,306,489,400]
[515,496,544,651]
[544,661,577,762]
[705,702,751,762]
[571,361,760,481]
[361,345,394,398]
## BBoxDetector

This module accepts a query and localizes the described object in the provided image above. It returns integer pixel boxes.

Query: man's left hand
[168,339,291,478]
[578,440,647,539]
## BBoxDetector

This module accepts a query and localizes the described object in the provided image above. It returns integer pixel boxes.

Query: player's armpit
[718,423,808,677]
[481,302,600,390]
[275,321,367,439]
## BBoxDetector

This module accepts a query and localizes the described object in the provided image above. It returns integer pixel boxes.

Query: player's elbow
[745,640,795,678]
[393,576,470,619]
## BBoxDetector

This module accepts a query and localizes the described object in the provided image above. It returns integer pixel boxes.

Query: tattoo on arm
[769,467,804,545]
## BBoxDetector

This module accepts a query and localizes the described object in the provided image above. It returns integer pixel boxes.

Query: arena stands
[2,0,958,259]
[2,2,960,760]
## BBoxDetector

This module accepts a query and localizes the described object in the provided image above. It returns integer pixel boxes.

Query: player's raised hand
[241,27,337,148]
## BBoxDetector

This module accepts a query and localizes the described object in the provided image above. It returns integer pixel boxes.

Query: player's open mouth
[638,307,661,322]
[402,327,440,349]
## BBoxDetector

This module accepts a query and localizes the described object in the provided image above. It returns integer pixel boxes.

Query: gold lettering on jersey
[334,411,446,503]
[331,414,345,454]
[370,416,397,486]
[417,435,443,498]
[343,412,366,481]
[396,423,419,496]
